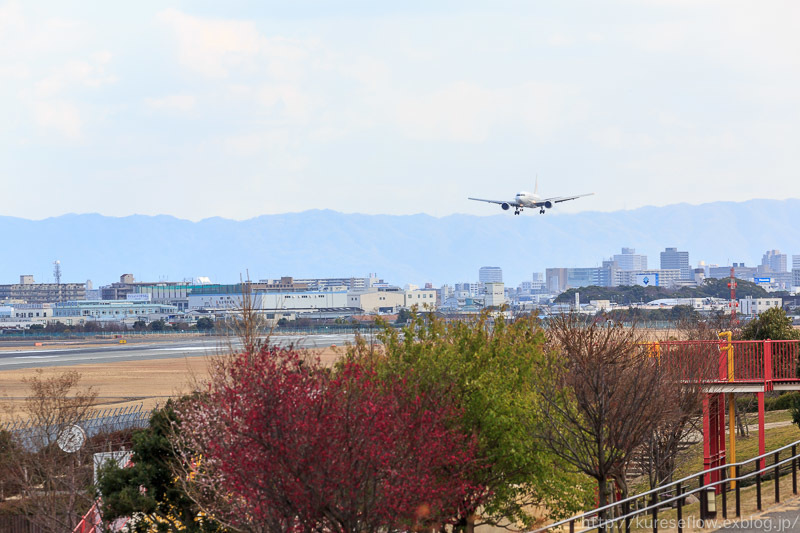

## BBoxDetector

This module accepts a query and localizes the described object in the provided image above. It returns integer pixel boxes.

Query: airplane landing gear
[514,209,521,215]
[539,208,545,214]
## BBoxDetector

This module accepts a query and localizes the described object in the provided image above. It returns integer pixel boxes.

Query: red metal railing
[73,502,102,533]
[651,339,800,387]
[771,340,800,381]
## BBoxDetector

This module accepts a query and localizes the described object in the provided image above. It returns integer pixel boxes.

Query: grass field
[0,345,342,421]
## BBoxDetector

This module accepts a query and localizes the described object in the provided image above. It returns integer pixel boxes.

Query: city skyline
[2,197,800,286]
[3,1,800,220]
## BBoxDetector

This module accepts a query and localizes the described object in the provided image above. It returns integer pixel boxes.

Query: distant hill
[554,278,771,305]
[1,199,799,286]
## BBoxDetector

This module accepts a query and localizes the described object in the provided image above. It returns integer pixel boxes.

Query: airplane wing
[539,192,595,205]
[468,197,519,206]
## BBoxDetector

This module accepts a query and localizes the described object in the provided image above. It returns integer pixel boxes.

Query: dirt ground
[0,346,343,422]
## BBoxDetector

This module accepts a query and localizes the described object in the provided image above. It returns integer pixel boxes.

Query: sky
[2,1,800,221]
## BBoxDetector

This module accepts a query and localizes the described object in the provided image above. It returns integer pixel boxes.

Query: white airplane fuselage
[514,191,541,208]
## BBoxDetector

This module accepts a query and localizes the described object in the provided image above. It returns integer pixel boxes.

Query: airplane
[468,178,594,215]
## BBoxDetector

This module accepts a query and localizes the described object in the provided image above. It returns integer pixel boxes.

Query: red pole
[764,340,773,391]
[758,391,766,470]
[703,395,712,484]
[728,266,738,323]
[718,393,727,481]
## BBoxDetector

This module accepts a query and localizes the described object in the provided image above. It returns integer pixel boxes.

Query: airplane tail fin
[534,174,539,196]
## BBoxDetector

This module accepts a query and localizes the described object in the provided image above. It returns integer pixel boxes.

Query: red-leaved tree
[176,347,486,532]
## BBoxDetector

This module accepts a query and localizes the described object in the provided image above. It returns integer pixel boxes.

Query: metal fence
[533,438,800,533]
[0,330,212,340]
[2,403,152,451]
[0,514,78,532]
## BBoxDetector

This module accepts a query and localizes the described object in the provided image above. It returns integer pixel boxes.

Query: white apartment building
[616,269,681,288]
[483,282,506,307]
[739,297,783,316]
[189,291,350,312]
[404,289,437,308]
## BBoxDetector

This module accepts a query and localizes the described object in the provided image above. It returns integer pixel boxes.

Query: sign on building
[126,293,152,302]
[635,273,660,287]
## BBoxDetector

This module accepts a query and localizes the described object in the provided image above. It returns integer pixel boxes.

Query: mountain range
[1,199,798,287]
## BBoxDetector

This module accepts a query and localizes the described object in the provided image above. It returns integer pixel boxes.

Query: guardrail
[534,438,800,533]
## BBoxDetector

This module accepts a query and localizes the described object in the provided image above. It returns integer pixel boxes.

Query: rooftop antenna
[728,265,738,323]
[53,260,62,303]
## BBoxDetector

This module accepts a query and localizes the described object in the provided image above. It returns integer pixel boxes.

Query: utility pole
[728,266,738,322]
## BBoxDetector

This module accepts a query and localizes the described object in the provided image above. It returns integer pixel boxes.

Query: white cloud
[156,8,312,82]
[156,8,262,78]
[33,53,116,98]
[33,100,82,139]
[145,94,197,113]
[392,81,583,143]
[257,84,313,122]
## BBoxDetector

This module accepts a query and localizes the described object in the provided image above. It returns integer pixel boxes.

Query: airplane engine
[501,203,510,211]
[544,201,553,209]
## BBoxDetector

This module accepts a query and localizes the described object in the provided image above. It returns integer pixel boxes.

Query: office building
[478,267,503,284]
[660,248,691,280]
[613,248,648,271]
[708,263,758,280]
[53,300,180,324]
[739,297,783,316]
[546,267,606,293]
[483,282,506,307]
[761,250,787,273]
[616,269,681,288]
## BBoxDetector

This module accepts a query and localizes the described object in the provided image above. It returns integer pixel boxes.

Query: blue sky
[3,1,800,220]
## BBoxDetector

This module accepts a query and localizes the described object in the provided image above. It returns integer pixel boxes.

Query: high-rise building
[478,266,503,284]
[708,263,758,280]
[613,248,648,271]
[660,247,691,280]
[761,250,787,273]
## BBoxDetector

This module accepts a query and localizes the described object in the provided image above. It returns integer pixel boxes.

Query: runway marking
[153,346,213,352]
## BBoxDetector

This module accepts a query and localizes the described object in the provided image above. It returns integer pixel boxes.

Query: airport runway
[0,334,362,370]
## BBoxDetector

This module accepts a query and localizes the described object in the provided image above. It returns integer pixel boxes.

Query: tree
[175,346,484,533]
[133,320,148,331]
[791,395,800,431]
[97,402,226,532]
[740,307,800,341]
[395,308,411,324]
[0,430,23,500]
[148,320,167,332]
[634,341,716,489]
[83,321,102,333]
[8,370,98,532]
[44,321,70,333]
[195,317,214,331]
[348,311,590,529]
[535,314,679,512]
